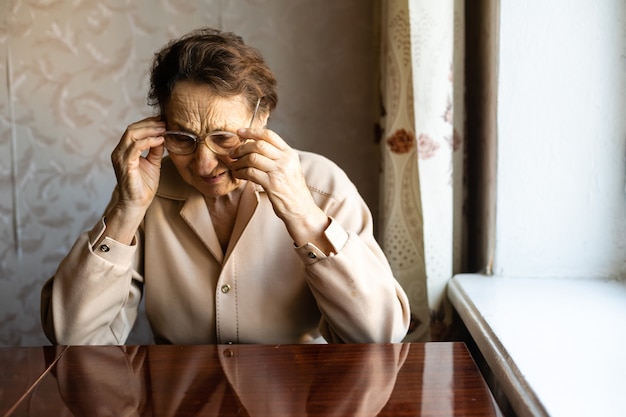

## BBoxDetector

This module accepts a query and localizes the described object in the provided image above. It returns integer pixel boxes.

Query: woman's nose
[193,142,221,171]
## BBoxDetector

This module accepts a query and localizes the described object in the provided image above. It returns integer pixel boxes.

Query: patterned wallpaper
[0,0,381,346]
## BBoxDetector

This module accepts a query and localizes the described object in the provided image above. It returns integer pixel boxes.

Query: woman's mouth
[200,171,227,184]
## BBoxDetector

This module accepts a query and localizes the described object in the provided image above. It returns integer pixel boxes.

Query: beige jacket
[41,151,410,345]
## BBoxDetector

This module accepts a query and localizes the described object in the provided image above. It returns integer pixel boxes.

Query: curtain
[379,0,464,341]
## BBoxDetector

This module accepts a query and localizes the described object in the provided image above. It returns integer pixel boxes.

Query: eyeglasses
[163,97,261,156]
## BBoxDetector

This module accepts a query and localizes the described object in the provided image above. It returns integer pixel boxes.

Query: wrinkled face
[164,81,255,199]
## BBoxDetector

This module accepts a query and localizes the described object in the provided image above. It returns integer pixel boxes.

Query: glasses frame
[163,97,261,156]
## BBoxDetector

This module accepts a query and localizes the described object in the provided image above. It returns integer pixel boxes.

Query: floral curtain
[379,0,464,341]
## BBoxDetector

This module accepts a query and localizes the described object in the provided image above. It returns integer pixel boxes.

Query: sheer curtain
[379,0,464,341]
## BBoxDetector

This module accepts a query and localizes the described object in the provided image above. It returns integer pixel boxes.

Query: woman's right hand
[110,117,166,217]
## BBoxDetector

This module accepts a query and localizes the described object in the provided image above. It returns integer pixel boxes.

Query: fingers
[229,128,303,190]
[120,117,166,154]
[236,127,288,152]
[228,127,319,223]
[110,117,166,208]
[229,127,286,165]
[112,118,165,166]
[144,139,166,164]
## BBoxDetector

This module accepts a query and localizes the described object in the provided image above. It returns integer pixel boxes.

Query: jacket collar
[155,157,191,201]
[155,157,263,263]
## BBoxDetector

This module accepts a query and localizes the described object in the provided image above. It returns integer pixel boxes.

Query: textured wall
[0,0,380,346]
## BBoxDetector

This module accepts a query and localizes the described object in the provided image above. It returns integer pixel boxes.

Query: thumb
[145,143,165,166]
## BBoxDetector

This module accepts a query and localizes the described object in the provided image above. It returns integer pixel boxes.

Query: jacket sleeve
[295,156,411,343]
[41,216,144,345]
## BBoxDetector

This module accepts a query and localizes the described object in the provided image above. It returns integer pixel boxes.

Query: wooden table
[1,342,501,416]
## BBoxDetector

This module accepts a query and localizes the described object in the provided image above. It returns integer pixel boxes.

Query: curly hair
[148,28,278,116]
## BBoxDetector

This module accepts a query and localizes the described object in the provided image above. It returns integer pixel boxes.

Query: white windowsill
[448,273,626,417]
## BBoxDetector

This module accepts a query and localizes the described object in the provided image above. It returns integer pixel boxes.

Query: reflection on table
[2,343,502,417]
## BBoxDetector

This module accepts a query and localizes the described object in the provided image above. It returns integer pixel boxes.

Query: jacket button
[99,244,110,252]
[308,252,317,259]
[220,284,231,294]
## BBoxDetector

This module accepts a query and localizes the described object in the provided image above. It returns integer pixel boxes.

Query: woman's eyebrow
[167,121,230,134]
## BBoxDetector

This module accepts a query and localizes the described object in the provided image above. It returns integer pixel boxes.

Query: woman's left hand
[229,127,330,248]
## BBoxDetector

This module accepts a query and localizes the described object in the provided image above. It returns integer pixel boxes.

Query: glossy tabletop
[1,342,501,417]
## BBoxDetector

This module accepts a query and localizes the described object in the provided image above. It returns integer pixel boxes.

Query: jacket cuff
[294,217,348,265]
[88,217,137,265]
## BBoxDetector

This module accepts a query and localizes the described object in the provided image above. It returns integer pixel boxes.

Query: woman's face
[164,81,255,199]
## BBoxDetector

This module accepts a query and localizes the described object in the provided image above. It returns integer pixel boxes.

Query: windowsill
[448,273,626,417]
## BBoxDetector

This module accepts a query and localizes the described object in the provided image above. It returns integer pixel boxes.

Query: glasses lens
[163,132,196,155]
[207,131,242,155]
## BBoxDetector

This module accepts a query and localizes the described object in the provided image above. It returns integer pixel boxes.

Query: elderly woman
[41,28,410,345]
